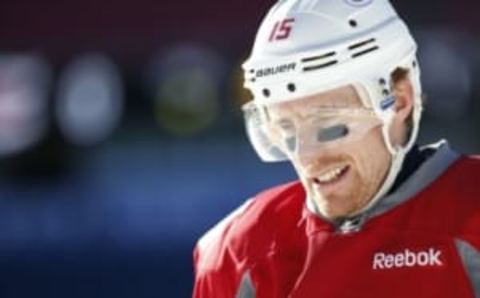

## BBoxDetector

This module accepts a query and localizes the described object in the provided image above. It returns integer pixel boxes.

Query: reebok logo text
[372,248,443,270]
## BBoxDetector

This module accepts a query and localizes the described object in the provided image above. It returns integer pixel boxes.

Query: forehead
[267,85,364,117]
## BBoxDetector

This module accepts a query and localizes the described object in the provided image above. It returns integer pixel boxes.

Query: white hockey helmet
[242,0,422,162]
[242,0,424,216]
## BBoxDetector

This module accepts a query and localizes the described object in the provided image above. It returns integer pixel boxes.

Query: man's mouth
[313,164,350,185]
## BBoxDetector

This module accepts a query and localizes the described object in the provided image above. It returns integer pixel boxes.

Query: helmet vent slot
[301,52,336,63]
[348,38,376,50]
[302,60,338,72]
[351,46,379,58]
[301,51,337,72]
[349,38,379,58]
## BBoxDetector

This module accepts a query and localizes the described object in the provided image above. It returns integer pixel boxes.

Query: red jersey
[193,143,480,297]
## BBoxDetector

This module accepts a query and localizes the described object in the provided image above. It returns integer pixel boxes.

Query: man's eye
[278,121,294,131]
[317,124,349,142]
[274,121,295,137]
[285,136,296,152]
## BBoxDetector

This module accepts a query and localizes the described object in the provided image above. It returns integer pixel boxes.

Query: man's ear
[392,75,414,122]
[389,69,414,147]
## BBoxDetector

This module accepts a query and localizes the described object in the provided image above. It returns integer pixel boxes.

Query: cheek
[351,131,391,186]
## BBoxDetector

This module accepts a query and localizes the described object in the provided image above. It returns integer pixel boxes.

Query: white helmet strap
[350,79,423,217]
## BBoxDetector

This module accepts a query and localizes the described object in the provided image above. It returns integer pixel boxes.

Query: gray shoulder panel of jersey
[455,239,480,297]
[236,271,256,298]
[370,140,460,219]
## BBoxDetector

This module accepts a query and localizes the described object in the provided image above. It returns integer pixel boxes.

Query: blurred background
[0,0,479,297]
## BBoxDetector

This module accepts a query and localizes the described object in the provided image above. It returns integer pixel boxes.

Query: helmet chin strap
[350,117,406,216]
[351,96,422,217]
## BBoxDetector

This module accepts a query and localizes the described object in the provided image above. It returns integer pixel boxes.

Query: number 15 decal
[269,18,295,42]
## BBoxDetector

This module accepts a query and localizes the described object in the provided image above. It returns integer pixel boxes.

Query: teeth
[317,165,347,183]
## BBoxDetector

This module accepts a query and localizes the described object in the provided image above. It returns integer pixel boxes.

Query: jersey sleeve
[455,156,480,296]
[456,213,480,296]
[192,199,254,298]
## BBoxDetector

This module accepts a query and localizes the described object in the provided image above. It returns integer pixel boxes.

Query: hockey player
[193,0,480,297]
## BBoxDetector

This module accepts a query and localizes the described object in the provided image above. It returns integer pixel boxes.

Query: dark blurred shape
[417,29,473,120]
[55,53,124,146]
[147,43,226,136]
[230,59,254,112]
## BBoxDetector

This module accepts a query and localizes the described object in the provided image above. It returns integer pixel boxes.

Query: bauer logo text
[256,63,296,78]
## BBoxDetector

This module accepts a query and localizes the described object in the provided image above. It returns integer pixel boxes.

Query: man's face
[266,85,392,220]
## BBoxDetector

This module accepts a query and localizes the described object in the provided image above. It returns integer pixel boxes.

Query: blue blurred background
[0,0,479,297]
